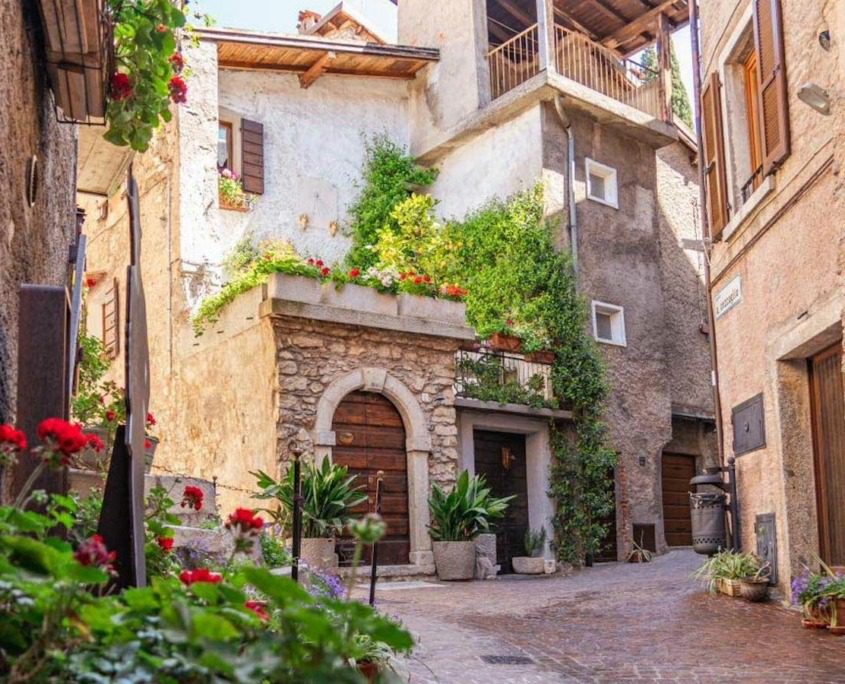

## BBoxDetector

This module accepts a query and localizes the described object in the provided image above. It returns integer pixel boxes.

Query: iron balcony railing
[486,23,662,119]
[455,349,555,408]
[740,165,763,204]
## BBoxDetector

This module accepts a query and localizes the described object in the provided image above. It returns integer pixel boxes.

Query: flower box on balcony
[525,350,555,364]
[489,332,522,353]
[219,195,251,212]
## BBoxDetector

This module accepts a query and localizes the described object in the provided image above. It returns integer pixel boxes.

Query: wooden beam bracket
[299,50,336,88]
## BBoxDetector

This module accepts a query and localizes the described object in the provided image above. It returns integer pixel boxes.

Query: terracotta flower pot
[489,332,522,353]
[525,350,555,364]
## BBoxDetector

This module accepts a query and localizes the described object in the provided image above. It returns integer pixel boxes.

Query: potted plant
[489,331,522,353]
[693,550,760,596]
[218,168,253,211]
[353,634,395,682]
[512,528,547,575]
[739,564,771,602]
[793,570,833,629]
[626,538,653,564]
[818,565,845,635]
[252,459,366,569]
[428,470,513,581]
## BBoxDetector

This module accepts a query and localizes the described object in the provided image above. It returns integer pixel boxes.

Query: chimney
[297,10,322,34]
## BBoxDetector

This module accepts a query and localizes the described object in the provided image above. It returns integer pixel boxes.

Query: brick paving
[371,551,845,683]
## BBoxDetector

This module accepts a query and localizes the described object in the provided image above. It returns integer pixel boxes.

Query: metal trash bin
[690,491,727,555]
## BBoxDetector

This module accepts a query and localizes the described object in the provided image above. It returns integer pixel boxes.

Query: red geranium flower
[75,534,117,572]
[349,268,361,278]
[307,257,315,265]
[84,276,98,288]
[315,259,324,267]
[413,276,423,285]
[181,485,204,511]
[245,599,269,621]
[156,23,168,33]
[226,508,264,536]
[169,52,185,73]
[146,412,157,427]
[0,424,27,453]
[423,274,432,284]
[179,568,222,585]
[37,418,88,466]
[86,433,105,453]
[320,267,331,277]
[110,72,133,101]
[168,76,188,104]
[144,438,152,450]
[105,410,116,422]
[157,536,174,552]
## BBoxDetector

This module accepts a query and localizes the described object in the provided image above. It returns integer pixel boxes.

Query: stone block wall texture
[271,316,462,488]
[0,2,77,424]
[700,0,845,593]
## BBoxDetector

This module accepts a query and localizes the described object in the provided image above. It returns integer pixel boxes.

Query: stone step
[68,469,220,525]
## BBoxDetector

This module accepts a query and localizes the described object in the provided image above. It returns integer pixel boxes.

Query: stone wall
[271,315,462,489]
[0,2,78,424]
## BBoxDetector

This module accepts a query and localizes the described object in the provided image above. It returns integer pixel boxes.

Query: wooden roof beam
[603,0,683,49]
[487,19,513,44]
[299,50,336,88]
[493,0,535,29]
[589,0,631,26]
[552,7,602,42]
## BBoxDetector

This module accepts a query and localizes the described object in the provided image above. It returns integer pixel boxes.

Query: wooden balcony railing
[487,24,540,101]
[486,23,662,120]
[553,26,661,118]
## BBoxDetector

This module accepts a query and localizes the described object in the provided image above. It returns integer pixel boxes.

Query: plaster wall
[428,106,543,219]
[0,1,78,425]
[398,0,489,155]
[178,40,411,302]
[699,0,845,593]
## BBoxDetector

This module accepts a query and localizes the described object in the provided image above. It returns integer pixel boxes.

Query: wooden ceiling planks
[199,27,437,81]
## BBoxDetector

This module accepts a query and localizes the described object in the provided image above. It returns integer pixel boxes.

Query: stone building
[0,2,78,427]
[696,0,845,592]
[81,0,716,571]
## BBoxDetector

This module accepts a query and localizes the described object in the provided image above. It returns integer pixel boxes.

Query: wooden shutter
[701,72,729,239]
[241,118,264,195]
[102,278,120,359]
[753,0,790,175]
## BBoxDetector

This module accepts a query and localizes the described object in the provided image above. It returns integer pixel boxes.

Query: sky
[194,1,696,115]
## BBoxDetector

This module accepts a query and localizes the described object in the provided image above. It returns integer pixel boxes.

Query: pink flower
[75,534,117,572]
[169,52,185,74]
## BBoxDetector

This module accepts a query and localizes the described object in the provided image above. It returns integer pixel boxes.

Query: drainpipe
[553,95,578,282]
[690,0,738,547]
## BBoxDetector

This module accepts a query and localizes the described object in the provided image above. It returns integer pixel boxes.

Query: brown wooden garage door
[662,453,695,546]
[332,391,410,566]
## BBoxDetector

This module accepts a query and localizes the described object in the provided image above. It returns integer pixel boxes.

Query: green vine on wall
[347,140,617,564]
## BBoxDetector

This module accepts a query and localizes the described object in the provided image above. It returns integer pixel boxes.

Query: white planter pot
[325,281,398,316]
[398,294,467,326]
[432,541,476,581]
[512,556,546,575]
[300,537,338,569]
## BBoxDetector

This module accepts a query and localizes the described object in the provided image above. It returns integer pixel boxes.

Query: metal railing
[554,26,661,118]
[740,165,763,204]
[487,24,540,101]
[455,349,555,406]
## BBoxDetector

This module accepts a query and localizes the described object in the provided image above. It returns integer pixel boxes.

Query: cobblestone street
[373,551,845,683]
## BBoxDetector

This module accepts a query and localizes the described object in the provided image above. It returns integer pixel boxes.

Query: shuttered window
[240,119,264,195]
[701,72,729,239]
[102,278,120,359]
[753,0,790,175]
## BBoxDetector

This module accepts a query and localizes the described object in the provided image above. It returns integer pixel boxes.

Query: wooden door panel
[810,344,845,566]
[662,453,695,546]
[474,430,529,573]
[333,391,410,566]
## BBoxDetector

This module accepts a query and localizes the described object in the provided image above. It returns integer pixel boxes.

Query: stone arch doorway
[313,368,434,568]
[332,391,410,565]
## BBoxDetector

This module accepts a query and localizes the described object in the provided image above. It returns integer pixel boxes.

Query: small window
[586,158,618,208]
[218,121,233,170]
[592,301,626,346]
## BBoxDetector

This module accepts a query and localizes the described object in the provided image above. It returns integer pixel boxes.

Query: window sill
[595,337,627,348]
[722,175,775,242]
[587,194,619,210]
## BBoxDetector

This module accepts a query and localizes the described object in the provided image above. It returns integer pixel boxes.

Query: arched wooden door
[332,391,410,566]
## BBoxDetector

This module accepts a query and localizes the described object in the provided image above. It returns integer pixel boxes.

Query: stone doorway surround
[313,367,435,569]
[457,408,561,560]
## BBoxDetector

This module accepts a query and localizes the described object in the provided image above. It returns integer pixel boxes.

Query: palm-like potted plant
[252,459,366,569]
[693,550,761,597]
[512,528,547,574]
[428,470,514,581]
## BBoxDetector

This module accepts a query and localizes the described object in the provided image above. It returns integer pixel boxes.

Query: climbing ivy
[349,140,617,565]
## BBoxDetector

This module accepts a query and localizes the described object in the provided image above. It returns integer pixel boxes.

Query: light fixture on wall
[797,83,830,115]
[299,213,310,230]
[26,156,38,207]
[819,29,831,51]
[329,220,339,236]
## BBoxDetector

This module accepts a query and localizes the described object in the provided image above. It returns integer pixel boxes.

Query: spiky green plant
[428,470,514,542]
[252,459,367,538]
[524,528,547,557]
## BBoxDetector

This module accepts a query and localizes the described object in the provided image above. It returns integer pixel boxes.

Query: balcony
[455,349,557,410]
[487,22,661,118]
